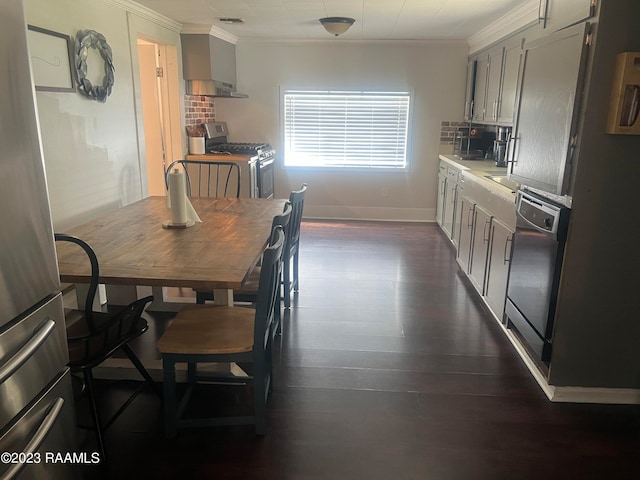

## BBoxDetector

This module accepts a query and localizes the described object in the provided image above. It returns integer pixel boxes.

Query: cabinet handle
[470,100,475,118]
[504,235,513,264]
[538,0,547,21]
[505,133,518,168]
[467,205,474,227]
[483,219,491,243]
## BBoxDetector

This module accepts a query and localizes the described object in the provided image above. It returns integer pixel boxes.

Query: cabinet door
[456,196,475,273]
[436,173,446,226]
[510,23,590,195]
[543,0,595,32]
[451,179,465,248]
[497,38,523,125]
[484,219,513,322]
[472,55,488,122]
[464,59,477,121]
[442,178,457,237]
[485,46,504,123]
[468,205,492,294]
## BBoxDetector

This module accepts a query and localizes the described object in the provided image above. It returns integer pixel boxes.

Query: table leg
[213,289,234,306]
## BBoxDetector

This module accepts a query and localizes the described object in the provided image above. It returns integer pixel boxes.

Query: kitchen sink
[484,174,518,192]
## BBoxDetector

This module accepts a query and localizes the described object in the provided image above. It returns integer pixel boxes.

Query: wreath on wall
[75,29,114,103]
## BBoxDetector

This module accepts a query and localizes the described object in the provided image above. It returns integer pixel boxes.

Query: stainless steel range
[203,122,275,198]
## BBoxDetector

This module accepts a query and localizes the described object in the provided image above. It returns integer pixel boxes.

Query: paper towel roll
[168,168,188,225]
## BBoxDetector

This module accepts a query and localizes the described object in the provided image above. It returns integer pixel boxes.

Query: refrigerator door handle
[1,397,65,480]
[0,319,56,383]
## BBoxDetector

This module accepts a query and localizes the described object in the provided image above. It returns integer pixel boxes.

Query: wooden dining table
[56,196,288,307]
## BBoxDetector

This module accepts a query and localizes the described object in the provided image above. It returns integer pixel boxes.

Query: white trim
[102,0,182,32]
[180,23,238,44]
[550,386,640,405]
[303,205,433,223]
[237,38,469,48]
[504,329,640,404]
[467,0,539,54]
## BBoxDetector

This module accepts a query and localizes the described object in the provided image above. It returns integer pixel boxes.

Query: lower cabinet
[442,179,457,237]
[484,218,514,322]
[456,195,475,273]
[436,172,446,227]
[468,205,492,293]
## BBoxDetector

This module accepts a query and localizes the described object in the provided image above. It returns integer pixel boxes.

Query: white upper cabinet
[463,59,477,121]
[485,46,505,123]
[472,55,488,122]
[542,0,596,33]
[496,38,523,125]
[467,35,524,126]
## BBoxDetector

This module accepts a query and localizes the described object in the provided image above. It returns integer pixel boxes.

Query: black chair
[157,226,285,438]
[232,202,292,334]
[285,183,307,308]
[165,159,241,198]
[54,234,156,462]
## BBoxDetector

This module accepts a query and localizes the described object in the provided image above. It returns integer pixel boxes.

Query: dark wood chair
[54,233,156,462]
[285,183,307,308]
[165,159,241,198]
[232,202,292,334]
[157,226,285,438]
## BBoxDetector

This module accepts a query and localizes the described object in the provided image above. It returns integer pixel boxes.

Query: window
[283,90,410,169]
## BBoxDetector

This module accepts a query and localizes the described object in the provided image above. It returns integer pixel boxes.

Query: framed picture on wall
[27,25,76,92]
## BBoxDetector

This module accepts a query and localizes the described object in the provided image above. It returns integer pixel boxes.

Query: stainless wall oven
[505,190,570,366]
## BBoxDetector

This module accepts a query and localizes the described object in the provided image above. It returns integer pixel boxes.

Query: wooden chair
[165,159,241,198]
[157,226,285,438]
[284,183,307,308]
[54,234,156,462]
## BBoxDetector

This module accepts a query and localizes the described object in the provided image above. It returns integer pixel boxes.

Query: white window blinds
[283,91,410,168]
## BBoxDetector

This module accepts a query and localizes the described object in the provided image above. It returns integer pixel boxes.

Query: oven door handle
[260,157,275,168]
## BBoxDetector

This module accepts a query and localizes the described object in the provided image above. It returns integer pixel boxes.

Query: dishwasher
[505,190,571,366]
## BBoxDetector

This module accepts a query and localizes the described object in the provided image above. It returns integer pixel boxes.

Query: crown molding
[236,37,469,48]
[102,0,182,32]
[180,23,238,44]
[467,0,540,54]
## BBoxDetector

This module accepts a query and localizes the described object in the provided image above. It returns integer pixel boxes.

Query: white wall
[214,40,469,221]
[24,0,182,231]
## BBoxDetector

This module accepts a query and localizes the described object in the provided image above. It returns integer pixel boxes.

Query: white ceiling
[135,0,530,42]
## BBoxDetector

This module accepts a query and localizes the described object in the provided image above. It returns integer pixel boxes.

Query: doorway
[137,38,181,196]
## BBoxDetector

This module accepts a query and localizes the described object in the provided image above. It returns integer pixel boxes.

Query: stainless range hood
[180,33,248,98]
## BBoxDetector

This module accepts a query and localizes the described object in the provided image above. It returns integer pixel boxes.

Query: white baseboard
[303,205,434,222]
[503,329,640,405]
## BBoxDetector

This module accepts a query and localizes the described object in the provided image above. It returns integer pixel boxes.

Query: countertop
[438,154,518,203]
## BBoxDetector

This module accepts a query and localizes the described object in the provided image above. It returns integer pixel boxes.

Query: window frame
[280,88,413,172]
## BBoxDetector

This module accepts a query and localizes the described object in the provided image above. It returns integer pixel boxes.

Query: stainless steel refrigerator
[0,0,77,478]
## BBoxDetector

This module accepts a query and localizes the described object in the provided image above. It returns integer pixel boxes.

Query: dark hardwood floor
[82,221,640,479]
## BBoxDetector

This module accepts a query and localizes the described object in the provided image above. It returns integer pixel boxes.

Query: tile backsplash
[439,120,469,154]
[185,95,215,126]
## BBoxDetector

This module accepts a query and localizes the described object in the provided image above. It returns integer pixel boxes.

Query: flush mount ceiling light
[319,17,355,36]
[218,18,244,24]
